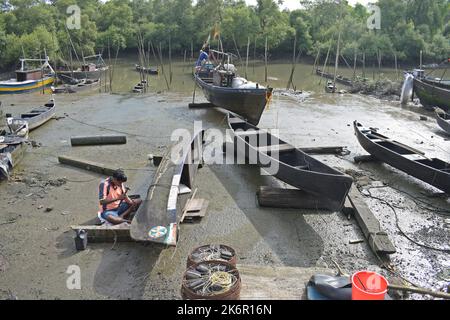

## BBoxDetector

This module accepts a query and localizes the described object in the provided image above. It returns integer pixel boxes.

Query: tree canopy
[0,0,448,69]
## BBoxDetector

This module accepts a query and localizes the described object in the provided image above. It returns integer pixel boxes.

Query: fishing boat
[135,64,158,75]
[57,54,109,80]
[412,69,450,111]
[130,130,204,246]
[51,78,100,94]
[6,99,55,133]
[194,50,272,126]
[436,110,450,135]
[227,113,353,211]
[0,58,55,94]
[0,135,27,180]
[354,121,450,194]
[316,69,354,87]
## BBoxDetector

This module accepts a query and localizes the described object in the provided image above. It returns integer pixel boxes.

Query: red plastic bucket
[351,271,388,300]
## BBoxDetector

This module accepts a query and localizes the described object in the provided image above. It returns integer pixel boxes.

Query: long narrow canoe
[436,110,450,135]
[52,79,100,94]
[7,99,55,132]
[131,130,204,246]
[354,121,450,194]
[228,113,353,211]
[194,74,271,126]
[413,77,450,111]
[316,69,354,87]
[0,136,27,179]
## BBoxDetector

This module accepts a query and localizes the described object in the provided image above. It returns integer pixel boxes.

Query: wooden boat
[194,71,272,126]
[0,135,27,180]
[51,78,100,94]
[135,64,158,75]
[227,113,353,211]
[6,99,55,133]
[0,58,55,94]
[316,69,353,87]
[57,54,109,80]
[131,130,204,246]
[413,77,450,111]
[436,110,450,135]
[354,121,450,194]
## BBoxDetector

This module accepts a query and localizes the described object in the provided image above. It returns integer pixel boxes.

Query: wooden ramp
[238,265,332,300]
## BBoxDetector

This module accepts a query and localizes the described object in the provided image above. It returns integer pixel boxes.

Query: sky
[245,0,372,11]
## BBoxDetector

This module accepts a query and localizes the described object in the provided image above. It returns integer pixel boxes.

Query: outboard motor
[400,73,414,105]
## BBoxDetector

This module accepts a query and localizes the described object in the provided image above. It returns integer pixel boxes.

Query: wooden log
[70,135,127,146]
[354,155,378,163]
[58,155,117,176]
[257,186,333,212]
[347,186,396,255]
[71,224,132,243]
[188,102,215,109]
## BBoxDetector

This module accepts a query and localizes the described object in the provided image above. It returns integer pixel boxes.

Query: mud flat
[0,90,448,300]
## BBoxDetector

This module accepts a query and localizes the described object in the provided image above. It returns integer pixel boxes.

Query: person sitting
[98,169,142,225]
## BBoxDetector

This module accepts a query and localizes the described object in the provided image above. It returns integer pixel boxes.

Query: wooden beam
[257,186,333,212]
[58,155,117,176]
[347,186,396,255]
[71,224,132,243]
[299,146,346,155]
[70,135,127,146]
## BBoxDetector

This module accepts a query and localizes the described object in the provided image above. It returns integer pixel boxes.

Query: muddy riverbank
[0,61,449,299]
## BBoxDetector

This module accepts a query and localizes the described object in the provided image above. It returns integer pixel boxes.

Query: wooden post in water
[264,36,268,83]
[245,36,250,79]
[353,49,357,80]
[158,41,170,90]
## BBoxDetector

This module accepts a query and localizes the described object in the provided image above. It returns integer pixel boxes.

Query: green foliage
[0,0,448,69]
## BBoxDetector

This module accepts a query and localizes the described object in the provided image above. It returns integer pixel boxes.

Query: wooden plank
[71,224,132,243]
[347,186,396,255]
[238,264,331,300]
[257,186,333,212]
[70,135,127,146]
[223,142,346,155]
[58,155,117,176]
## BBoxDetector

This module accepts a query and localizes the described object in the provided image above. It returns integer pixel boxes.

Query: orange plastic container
[351,271,388,300]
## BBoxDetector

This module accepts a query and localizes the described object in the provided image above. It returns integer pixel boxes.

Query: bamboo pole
[286,31,297,90]
[362,51,366,79]
[245,36,250,79]
[319,42,332,85]
[333,30,341,87]
[253,36,256,75]
[157,41,170,90]
[394,52,398,80]
[353,49,357,80]
[264,36,268,83]
[191,40,194,60]
[169,34,173,85]
[312,46,320,75]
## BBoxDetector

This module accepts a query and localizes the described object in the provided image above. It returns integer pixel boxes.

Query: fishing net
[183,261,240,297]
